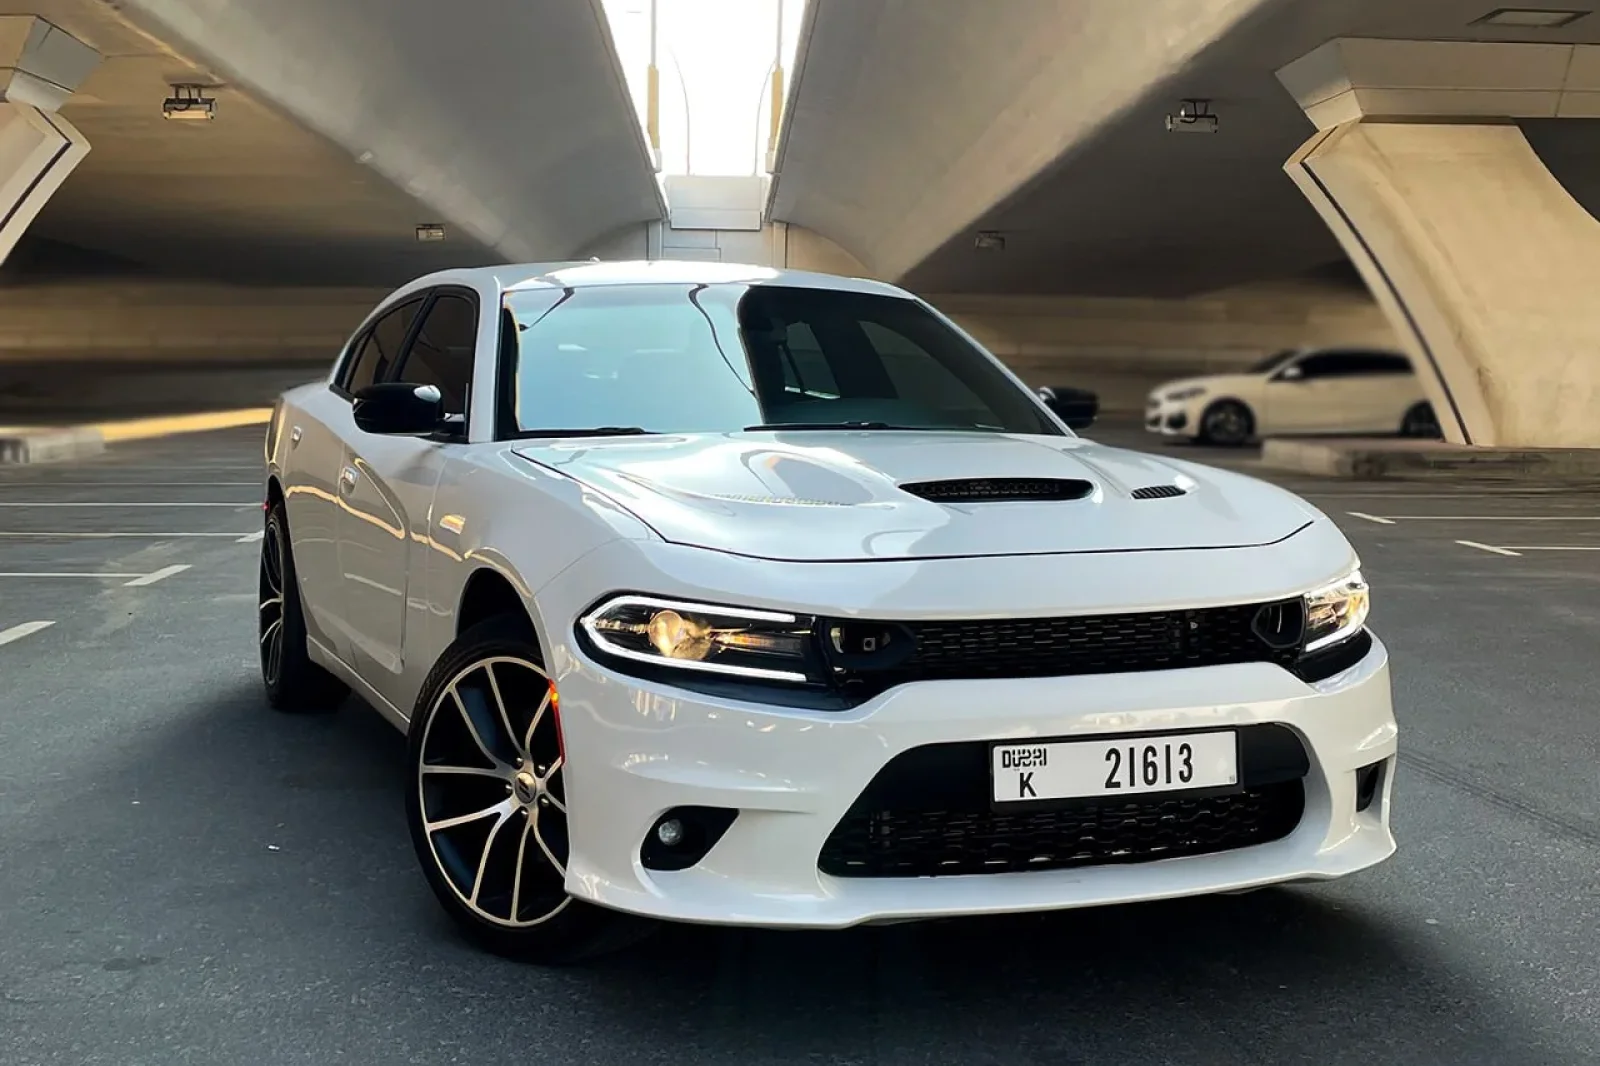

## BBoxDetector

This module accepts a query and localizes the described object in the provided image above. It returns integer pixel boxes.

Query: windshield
[497,283,1062,437]
[1248,348,1302,374]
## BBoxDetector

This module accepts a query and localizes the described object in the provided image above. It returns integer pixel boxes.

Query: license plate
[990,731,1238,804]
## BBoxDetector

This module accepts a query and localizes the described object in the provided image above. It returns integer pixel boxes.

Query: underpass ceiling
[9,0,662,286]
[774,0,1600,298]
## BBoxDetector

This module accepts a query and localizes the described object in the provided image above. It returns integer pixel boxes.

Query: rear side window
[343,299,421,392]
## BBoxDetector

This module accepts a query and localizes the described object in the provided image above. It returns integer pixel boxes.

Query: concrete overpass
[2,0,1599,448]
[767,0,1600,448]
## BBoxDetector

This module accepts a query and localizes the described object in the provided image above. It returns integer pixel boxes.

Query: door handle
[290,426,303,446]
[339,466,358,492]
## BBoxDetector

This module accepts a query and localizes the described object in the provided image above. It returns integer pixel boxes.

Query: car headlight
[1165,386,1207,402]
[580,595,821,682]
[1302,568,1370,653]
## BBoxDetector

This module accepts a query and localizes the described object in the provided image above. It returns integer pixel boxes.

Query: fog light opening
[640,806,740,871]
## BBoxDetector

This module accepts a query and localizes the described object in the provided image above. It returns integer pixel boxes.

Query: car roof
[391,259,916,301]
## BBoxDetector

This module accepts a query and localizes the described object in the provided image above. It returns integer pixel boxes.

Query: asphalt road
[2,425,1598,1066]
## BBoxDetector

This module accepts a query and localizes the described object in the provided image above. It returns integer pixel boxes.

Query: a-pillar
[1277,38,1600,448]
[0,16,99,267]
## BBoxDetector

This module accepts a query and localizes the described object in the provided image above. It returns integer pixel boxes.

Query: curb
[1260,437,1600,481]
[0,408,272,467]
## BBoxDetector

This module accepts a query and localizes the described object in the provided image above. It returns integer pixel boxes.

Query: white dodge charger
[259,260,1398,963]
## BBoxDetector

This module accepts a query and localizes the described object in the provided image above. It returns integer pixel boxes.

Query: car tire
[259,501,349,712]
[404,615,652,964]
[1197,399,1255,447]
[1399,401,1440,439]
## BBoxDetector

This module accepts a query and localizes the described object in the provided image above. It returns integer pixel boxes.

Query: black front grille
[818,727,1309,878]
[854,603,1299,687]
[899,478,1094,503]
[820,783,1305,878]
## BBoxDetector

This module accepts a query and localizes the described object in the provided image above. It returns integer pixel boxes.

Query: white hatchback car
[1146,347,1436,446]
[260,261,1398,963]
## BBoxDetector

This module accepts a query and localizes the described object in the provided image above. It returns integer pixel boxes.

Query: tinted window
[344,299,421,392]
[1352,352,1413,375]
[500,284,1059,437]
[1295,353,1362,379]
[396,294,477,421]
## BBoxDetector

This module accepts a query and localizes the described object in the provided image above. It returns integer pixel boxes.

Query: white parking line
[122,565,191,587]
[0,572,145,579]
[1347,512,1396,525]
[0,531,255,539]
[0,482,259,488]
[1499,545,1600,552]
[1456,540,1523,557]
[1384,515,1600,522]
[0,620,54,646]
[236,530,265,543]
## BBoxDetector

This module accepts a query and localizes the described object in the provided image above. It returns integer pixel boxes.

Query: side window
[1361,353,1414,375]
[860,320,973,407]
[1295,353,1357,380]
[343,299,421,393]
[395,293,478,425]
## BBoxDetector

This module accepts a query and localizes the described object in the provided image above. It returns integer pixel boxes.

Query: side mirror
[1037,385,1099,430]
[352,382,444,435]
[1276,364,1304,382]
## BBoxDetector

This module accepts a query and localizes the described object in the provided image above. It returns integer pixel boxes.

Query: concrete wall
[0,271,1395,422]
[935,278,1397,411]
[0,280,380,421]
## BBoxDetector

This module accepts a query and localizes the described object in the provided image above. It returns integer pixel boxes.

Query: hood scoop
[1131,484,1188,500]
[900,477,1094,503]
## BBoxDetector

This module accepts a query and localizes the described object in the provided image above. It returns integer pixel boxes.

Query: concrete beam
[1278,37,1600,128]
[0,16,100,113]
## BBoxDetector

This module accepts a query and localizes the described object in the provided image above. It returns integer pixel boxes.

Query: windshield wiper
[744,421,911,431]
[514,426,656,438]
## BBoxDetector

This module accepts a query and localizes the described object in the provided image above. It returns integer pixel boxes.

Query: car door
[279,311,410,652]
[1339,352,1418,433]
[1262,352,1353,435]
[336,289,478,706]
[314,297,424,663]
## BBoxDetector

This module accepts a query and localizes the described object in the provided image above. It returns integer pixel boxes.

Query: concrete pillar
[1278,39,1600,448]
[0,16,99,267]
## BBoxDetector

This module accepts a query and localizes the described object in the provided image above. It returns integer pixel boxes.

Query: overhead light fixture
[974,231,1006,251]
[162,84,216,121]
[1474,7,1590,26]
[1166,99,1218,134]
[415,224,447,243]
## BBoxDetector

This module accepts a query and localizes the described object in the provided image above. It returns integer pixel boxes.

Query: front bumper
[1146,396,1203,437]
[547,615,1397,928]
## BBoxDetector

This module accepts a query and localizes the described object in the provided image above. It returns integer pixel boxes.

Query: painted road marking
[1375,515,1600,522]
[1456,541,1523,557]
[0,572,145,579]
[1499,545,1600,552]
[0,531,256,539]
[1347,512,1396,525]
[236,530,265,544]
[0,620,55,646]
[0,481,260,488]
[123,565,191,587]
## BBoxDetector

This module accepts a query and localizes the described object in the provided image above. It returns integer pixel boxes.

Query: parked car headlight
[580,595,820,682]
[1303,569,1370,652]
[1165,386,1207,402]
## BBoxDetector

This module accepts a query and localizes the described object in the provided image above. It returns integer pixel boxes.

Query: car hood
[1153,373,1260,400]
[511,431,1317,563]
